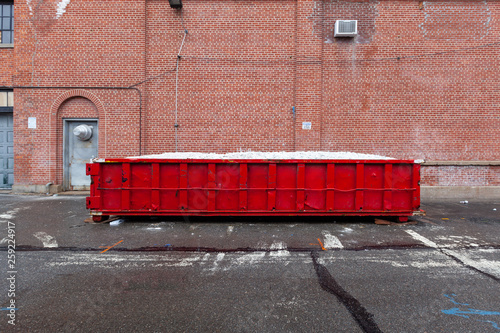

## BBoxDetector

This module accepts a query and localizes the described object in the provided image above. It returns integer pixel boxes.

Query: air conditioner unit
[334,20,358,37]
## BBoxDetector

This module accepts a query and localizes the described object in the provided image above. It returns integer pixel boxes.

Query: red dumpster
[86,154,421,222]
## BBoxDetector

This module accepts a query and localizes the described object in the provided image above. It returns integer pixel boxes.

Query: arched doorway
[53,93,102,191]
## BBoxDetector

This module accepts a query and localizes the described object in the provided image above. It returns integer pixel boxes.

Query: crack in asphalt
[437,248,500,284]
[311,251,383,333]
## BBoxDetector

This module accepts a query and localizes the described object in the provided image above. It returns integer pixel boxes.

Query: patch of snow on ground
[269,241,290,257]
[126,151,396,160]
[33,232,58,248]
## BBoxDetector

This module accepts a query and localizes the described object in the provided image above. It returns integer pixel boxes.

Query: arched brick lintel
[50,89,105,116]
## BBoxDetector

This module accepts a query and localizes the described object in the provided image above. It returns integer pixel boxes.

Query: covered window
[0,2,13,44]
[0,90,13,112]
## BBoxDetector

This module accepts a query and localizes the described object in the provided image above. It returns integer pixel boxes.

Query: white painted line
[405,230,500,279]
[405,230,439,248]
[442,249,500,277]
[322,231,344,249]
[0,208,20,221]
[33,232,58,248]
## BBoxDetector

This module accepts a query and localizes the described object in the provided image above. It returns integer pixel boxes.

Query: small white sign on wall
[28,117,37,129]
[302,122,312,130]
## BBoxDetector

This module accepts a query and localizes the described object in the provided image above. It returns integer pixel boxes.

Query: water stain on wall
[420,0,491,40]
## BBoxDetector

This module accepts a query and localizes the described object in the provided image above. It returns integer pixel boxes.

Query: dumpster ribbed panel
[87,159,421,219]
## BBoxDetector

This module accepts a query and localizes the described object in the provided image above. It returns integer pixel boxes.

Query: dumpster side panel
[276,164,297,211]
[392,164,413,210]
[87,159,421,218]
[363,164,384,211]
[247,164,268,211]
[334,164,356,210]
[187,164,208,210]
[305,164,327,210]
[100,163,122,210]
[159,163,180,210]
[216,164,240,211]
[413,163,421,210]
[130,164,152,211]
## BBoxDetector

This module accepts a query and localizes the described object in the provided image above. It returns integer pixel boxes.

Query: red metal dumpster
[86,158,421,222]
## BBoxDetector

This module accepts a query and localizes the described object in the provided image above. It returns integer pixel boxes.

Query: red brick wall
[422,166,500,187]
[320,0,500,161]
[12,0,144,184]
[6,0,500,187]
[144,0,297,154]
[0,48,13,86]
[294,0,323,151]
[14,0,146,86]
[13,89,140,184]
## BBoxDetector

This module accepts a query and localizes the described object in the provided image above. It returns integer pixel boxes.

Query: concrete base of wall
[12,184,63,194]
[421,186,500,200]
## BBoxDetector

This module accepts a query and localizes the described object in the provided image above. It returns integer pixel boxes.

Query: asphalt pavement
[0,193,499,332]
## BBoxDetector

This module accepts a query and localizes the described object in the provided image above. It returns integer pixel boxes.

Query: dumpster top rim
[123,151,397,161]
[91,158,419,164]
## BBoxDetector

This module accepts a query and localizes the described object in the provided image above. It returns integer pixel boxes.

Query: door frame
[0,111,14,188]
[63,118,99,191]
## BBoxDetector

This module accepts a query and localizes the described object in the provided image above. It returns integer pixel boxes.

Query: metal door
[64,120,98,191]
[0,112,14,188]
